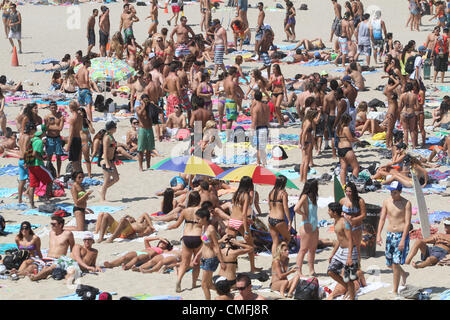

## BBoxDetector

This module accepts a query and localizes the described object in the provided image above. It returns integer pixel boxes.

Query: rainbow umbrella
[74,57,136,82]
[150,156,224,177]
[216,165,299,189]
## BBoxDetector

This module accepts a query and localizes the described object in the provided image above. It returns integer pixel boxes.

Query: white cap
[83,231,94,240]
[444,218,450,226]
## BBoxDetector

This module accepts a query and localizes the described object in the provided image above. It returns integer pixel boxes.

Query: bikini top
[107,133,117,149]
[201,231,211,244]
[272,76,282,86]
[342,204,360,215]
[19,244,38,256]
[201,84,213,95]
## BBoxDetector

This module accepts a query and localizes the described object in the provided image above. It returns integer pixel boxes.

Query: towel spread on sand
[20,205,125,216]
[0,203,29,211]
[326,281,391,299]
[4,224,40,234]
[0,243,18,254]
[0,188,18,198]
[0,165,20,176]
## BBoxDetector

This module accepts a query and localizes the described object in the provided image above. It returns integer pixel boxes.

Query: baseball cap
[83,231,94,241]
[320,70,328,76]
[418,45,427,52]
[98,292,112,300]
[386,181,403,192]
[34,124,46,136]
[342,75,352,82]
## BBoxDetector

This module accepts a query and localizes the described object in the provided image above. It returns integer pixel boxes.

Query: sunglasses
[51,223,58,227]
[236,285,249,291]
[21,226,30,230]
[132,122,138,125]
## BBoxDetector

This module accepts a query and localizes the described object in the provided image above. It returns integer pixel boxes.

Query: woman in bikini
[100,121,120,202]
[60,67,77,94]
[167,191,203,293]
[196,71,214,112]
[216,235,253,289]
[213,72,227,131]
[50,71,63,91]
[383,75,401,148]
[151,187,184,223]
[412,80,426,147]
[0,88,6,136]
[284,1,296,42]
[20,103,42,134]
[268,175,292,257]
[294,178,319,277]
[190,208,225,300]
[125,36,141,69]
[300,109,318,183]
[339,182,367,262]
[109,32,125,60]
[354,101,368,133]
[271,242,300,298]
[383,156,429,188]
[125,118,139,154]
[268,64,288,127]
[65,171,93,232]
[245,69,270,101]
[336,113,361,186]
[1,0,11,38]
[10,221,43,277]
[233,55,249,86]
[399,82,419,149]
[227,176,261,273]
[146,0,159,37]
[79,108,95,178]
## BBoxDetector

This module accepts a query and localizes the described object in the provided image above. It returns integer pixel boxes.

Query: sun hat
[83,232,94,241]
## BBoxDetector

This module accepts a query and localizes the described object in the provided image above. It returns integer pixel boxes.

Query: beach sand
[0,0,449,300]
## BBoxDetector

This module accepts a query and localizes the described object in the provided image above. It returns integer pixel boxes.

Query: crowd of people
[0,0,450,300]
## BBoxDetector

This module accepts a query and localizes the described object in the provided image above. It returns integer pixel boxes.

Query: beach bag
[76,284,100,300]
[3,249,30,270]
[368,98,385,109]
[405,54,420,75]
[94,94,105,112]
[54,209,70,218]
[52,267,67,281]
[294,277,320,300]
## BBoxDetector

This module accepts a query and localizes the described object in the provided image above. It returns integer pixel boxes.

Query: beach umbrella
[216,164,299,190]
[150,155,224,177]
[334,175,345,202]
[74,57,136,82]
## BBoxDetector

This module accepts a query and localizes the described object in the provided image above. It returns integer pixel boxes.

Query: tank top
[358,21,370,45]
[371,19,383,40]
[9,11,20,33]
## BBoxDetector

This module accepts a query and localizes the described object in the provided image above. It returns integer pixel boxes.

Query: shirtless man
[18,122,33,205]
[99,6,110,57]
[212,19,228,78]
[330,0,342,43]
[425,27,440,59]
[29,215,75,281]
[136,93,155,172]
[189,99,214,130]
[165,105,186,137]
[130,71,148,113]
[119,4,139,44]
[144,73,163,141]
[44,102,64,177]
[254,2,265,57]
[163,62,182,117]
[335,12,352,68]
[65,101,83,172]
[323,80,339,158]
[96,212,156,243]
[169,16,195,59]
[295,80,314,118]
[342,75,358,108]
[149,60,165,90]
[178,61,192,119]
[251,90,270,166]
[257,27,274,79]
[86,9,98,56]
[224,67,239,141]
[327,202,358,300]
[234,273,267,300]
[376,181,411,296]
[75,57,93,122]
[345,62,365,91]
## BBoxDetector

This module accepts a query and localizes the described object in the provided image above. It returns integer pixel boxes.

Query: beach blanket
[33,58,59,65]
[132,294,182,300]
[0,164,20,176]
[55,291,117,301]
[0,203,29,211]
[427,169,450,181]
[0,188,18,198]
[4,224,40,234]
[278,169,300,180]
[0,243,18,254]
[425,137,443,145]
[326,281,391,299]
[81,178,103,187]
[439,290,450,300]
[20,205,125,216]
[381,184,446,195]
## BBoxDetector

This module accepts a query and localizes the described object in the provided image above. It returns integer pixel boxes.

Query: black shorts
[69,137,82,162]
[99,30,109,47]
[327,116,336,137]
[434,53,448,72]
[88,29,95,46]
[316,118,325,137]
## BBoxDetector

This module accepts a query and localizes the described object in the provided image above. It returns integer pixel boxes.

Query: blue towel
[0,243,18,254]
[4,224,40,234]
[33,59,59,65]
[20,204,125,216]
[301,60,330,67]
[278,169,300,180]
[0,164,20,176]
[33,99,70,106]
[0,188,18,198]
[0,203,29,211]
[276,44,297,50]
[425,137,442,145]
[81,178,103,187]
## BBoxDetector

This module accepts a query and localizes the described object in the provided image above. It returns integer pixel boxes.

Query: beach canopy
[150,156,224,177]
[74,57,136,82]
[216,165,299,189]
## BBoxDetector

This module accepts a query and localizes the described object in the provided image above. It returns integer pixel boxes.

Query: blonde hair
[203,120,217,133]
[273,242,288,261]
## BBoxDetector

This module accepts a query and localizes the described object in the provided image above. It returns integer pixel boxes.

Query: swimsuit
[69,137,82,162]
[253,126,268,151]
[214,44,225,65]
[338,37,349,55]
[123,27,134,43]
[328,246,359,274]
[46,136,64,156]
[182,235,202,249]
[137,127,155,152]
[228,218,244,231]
[225,99,238,121]
[260,51,272,67]
[342,204,362,231]
[385,231,410,267]
[147,246,163,255]
[299,198,318,232]
[421,246,448,262]
[107,221,136,239]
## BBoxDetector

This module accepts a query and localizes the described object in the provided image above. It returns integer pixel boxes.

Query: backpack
[94,95,106,112]
[76,284,100,300]
[334,19,342,37]
[3,249,30,270]
[294,277,320,300]
[405,54,420,75]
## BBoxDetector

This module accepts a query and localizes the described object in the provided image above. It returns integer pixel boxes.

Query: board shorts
[434,53,448,72]
[260,51,272,67]
[238,0,248,11]
[175,43,190,58]
[137,127,155,152]
[331,16,340,33]
[18,159,29,181]
[99,30,109,47]
[316,116,325,137]
[214,44,225,65]
[327,246,359,274]
[171,5,181,13]
[225,99,238,121]
[8,30,21,40]
[167,94,181,116]
[46,136,64,156]
[69,137,82,162]
[327,115,336,136]
[123,27,134,44]
[255,29,263,42]
[338,37,349,55]
[180,89,191,111]
[78,88,93,106]
[421,245,449,262]
[28,165,53,188]
[385,231,410,267]
[88,28,95,46]
[253,126,268,151]
[357,44,372,56]
[200,256,220,272]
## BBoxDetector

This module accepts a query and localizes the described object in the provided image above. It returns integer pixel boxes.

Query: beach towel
[425,137,443,145]
[278,169,300,180]
[33,58,59,65]
[326,281,391,299]
[81,177,103,187]
[0,203,29,211]
[0,243,18,254]
[438,289,450,300]
[3,224,40,234]
[0,164,20,176]
[381,184,446,195]
[132,294,183,300]
[55,291,116,300]
[427,169,450,181]
[0,188,19,198]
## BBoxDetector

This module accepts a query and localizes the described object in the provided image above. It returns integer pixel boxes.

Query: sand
[0,0,449,300]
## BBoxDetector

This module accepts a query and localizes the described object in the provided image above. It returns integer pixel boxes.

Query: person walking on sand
[87,9,98,56]
[99,121,120,201]
[99,6,110,57]
[251,90,270,166]
[75,57,94,122]
[376,181,411,297]
[18,122,33,206]
[7,3,21,53]
[44,102,64,178]
[119,3,139,44]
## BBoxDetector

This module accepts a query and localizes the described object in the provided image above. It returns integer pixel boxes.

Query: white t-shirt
[409,55,423,80]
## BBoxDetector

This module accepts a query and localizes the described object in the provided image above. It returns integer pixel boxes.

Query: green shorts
[225,99,238,121]
[138,127,155,152]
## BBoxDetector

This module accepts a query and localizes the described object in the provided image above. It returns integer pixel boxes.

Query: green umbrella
[74,57,136,82]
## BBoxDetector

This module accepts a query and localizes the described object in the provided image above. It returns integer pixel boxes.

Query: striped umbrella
[216,165,299,189]
[150,156,224,177]
[74,57,136,82]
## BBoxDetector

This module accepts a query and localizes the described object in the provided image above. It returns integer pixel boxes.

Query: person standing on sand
[99,6,110,57]
[120,3,139,44]
[212,19,228,78]
[100,121,120,201]
[376,181,411,297]
[254,2,265,57]
[7,3,21,53]
[75,57,94,122]
[44,102,64,178]
[87,9,98,56]
[330,0,342,43]
[136,93,155,172]
[18,122,33,206]
[251,90,270,166]
[66,101,83,173]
